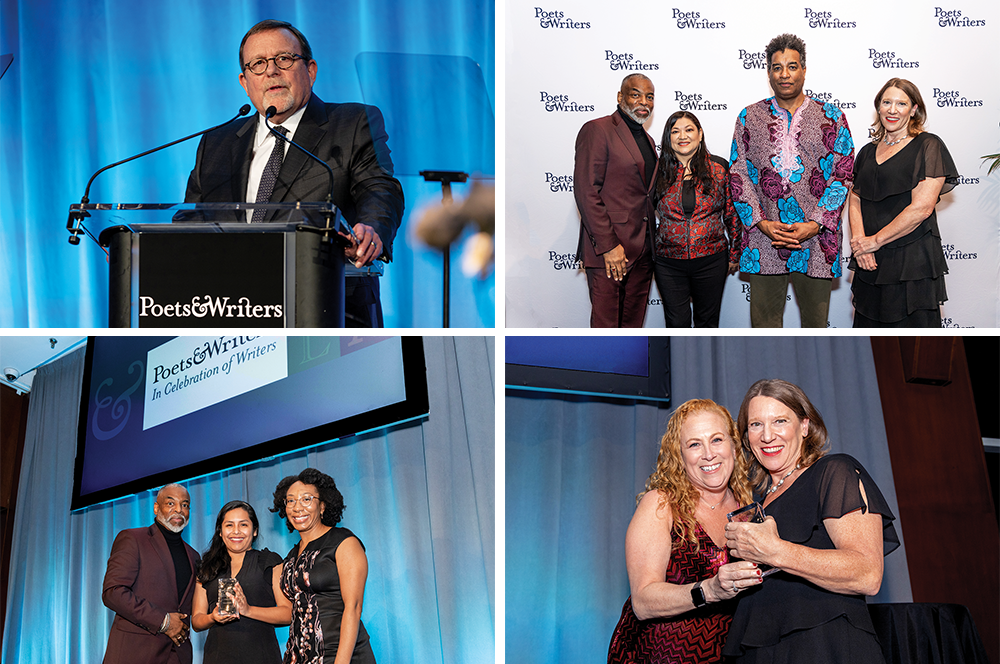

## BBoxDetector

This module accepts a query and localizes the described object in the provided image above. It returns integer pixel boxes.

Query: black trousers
[652,251,727,328]
[345,276,383,327]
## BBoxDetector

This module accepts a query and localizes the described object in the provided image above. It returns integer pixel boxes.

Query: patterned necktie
[251,125,288,223]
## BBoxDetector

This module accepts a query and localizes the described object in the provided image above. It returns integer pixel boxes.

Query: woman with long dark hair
[272,468,376,663]
[651,111,740,327]
[192,500,291,664]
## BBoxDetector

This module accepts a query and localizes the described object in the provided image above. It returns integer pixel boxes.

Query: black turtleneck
[155,521,192,603]
[617,106,656,187]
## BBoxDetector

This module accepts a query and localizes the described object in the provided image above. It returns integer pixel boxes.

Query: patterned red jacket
[653,154,739,264]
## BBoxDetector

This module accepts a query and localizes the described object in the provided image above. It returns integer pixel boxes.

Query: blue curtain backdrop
[2,336,495,664]
[0,0,495,327]
[506,336,913,664]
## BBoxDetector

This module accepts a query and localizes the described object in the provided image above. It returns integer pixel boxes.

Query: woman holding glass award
[607,399,763,664]
[192,500,290,664]
[723,379,900,663]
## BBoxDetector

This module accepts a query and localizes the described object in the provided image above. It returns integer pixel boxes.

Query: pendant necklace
[766,464,800,496]
[701,490,728,510]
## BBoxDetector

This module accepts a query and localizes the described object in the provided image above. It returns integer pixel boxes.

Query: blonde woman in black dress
[848,77,959,327]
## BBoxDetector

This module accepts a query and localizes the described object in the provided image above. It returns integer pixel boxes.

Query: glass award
[217,577,238,616]
[726,502,765,524]
[726,503,778,576]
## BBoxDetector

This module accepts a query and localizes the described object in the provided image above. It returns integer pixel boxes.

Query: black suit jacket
[184,92,404,261]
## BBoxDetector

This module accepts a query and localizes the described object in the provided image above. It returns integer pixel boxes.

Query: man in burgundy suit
[574,74,657,327]
[102,484,200,664]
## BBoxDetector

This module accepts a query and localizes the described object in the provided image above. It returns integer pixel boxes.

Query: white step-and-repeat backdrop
[505,0,999,328]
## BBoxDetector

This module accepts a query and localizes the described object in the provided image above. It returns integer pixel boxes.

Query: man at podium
[184,19,404,328]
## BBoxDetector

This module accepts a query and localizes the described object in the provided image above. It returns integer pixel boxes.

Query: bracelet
[159,613,171,634]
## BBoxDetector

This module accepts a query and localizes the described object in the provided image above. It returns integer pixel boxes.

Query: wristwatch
[691,580,707,608]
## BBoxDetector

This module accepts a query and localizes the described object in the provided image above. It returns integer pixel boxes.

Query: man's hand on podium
[342,222,382,267]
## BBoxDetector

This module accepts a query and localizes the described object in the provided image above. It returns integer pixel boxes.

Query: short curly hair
[765,33,806,68]
[270,468,345,532]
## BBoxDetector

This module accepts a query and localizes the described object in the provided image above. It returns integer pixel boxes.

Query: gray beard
[156,513,187,533]
[619,103,649,125]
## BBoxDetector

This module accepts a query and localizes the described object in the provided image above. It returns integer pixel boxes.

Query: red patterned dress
[608,524,735,664]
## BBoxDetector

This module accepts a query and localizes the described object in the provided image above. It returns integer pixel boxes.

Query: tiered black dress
[849,133,959,326]
[203,548,284,664]
[608,523,737,663]
[723,454,900,663]
[281,527,376,664]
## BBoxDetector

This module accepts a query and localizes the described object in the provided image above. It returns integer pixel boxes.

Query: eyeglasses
[284,494,318,508]
[243,53,304,75]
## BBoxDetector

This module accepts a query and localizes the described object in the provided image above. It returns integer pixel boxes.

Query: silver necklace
[700,490,728,510]
[766,464,800,495]
[882,134,907,146]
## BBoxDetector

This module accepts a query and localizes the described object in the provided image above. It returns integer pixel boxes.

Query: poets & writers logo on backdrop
[548,250,581,270]
[534,7,591,29]
[605,50,659,71]
[933,87,983,108]
[933,7,986,27]
[941,243,977,261]
[540,91,595,113]
[675,90,727,112]
[671,9,725,29]
[544,172,573,193]
[737,50,767,70]
[805,89,856,109]
[868,49,919,69]
[803,8,856,28]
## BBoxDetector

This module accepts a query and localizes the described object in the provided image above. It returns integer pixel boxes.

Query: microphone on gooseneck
[67,105,253,246]
[262,105,356,242]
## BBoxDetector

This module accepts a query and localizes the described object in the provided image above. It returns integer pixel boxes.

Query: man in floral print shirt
[730,33,854,327]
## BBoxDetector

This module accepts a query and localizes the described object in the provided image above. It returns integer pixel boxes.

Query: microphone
[263,105,356,243]
[67,105,252,245]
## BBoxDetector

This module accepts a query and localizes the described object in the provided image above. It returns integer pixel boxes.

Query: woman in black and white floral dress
[271,468,376,664]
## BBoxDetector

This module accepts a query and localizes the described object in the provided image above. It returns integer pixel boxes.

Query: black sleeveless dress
[203,548,284,664]
[281,527,376,664]
[723,454,900,663]
[608,522,737,663]
[849,133,959,326]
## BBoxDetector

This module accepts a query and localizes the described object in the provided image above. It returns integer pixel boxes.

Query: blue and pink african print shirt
[729,97,854,279]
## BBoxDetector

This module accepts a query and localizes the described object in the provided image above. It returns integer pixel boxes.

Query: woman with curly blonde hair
[608,399,760,664]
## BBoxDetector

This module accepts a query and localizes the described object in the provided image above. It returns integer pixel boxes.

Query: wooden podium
[81,203,348,327]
